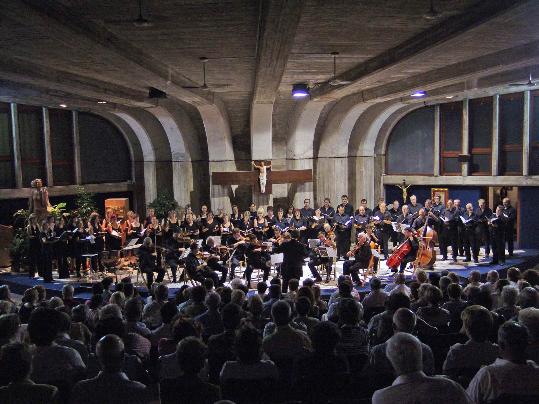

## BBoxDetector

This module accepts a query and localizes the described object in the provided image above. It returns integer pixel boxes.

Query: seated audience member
[142,284,169,329]
[294,321,349,382]
[0,313,20,348]
[467,321,539,403]
[385,273,411,297]
[28,308,86,385]
[372,333,471,404]
[220,324,278,383]
[410,283,429,311]
[159,317,200,380]
[263,300,311,361]
[0,285,16,314]
[442,283,468,332]
[463,270,482,297]
[151,302,179,346]
[312,284,328,317]
[62,284,77,313]
[416,285,451,330]
[195,292,224,342]
[207,303,242,384]
[262,284,282,319]
[256,281,268,301]
[522,268,539,288]
[19,287,39,321]
[125,298,151,338]
[362,277,388,309]
[327,280,357,322]
[0,343,58,403]
[507,267,521,287]
[480,270,499,294]
[180,286,207,318]
[491,279,510,309]
[161,337,220,404]
[285,278,300,301]
[70,305,92,347]
[370,308,434,376]
[439,276,451,301]
[518,307,539,363]
[368,292,411,346]
[55,311,89,364]
[247,294,267,332]
[71,335,151,404]
[494,286,520,321]
[443,305,499,375]
[518,286,539,309]
[336,298,368,359]
[109,291,126,311]
[292,296,320,337]
[328,275,360,307]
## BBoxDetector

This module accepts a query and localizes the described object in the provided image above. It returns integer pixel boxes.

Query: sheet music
[110,230,120,238]
[139,228,146,237]
[460,216,473,224]
[391,222,400,232]
[270,253,284,265]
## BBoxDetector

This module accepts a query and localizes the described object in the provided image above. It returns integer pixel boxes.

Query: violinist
[184,242,219,285]
[253,208,269,240]
[226,229,248,279]
[461,203,479,263]
[320,198,335,223]
[164,213,184,283]
[390,227,418,274]
[353,206,370,237]
[203,237,228,286]
[342,233,372,286]
[138,237,165,289]
[273,231,309,293]
[244,234,271,289]
[333,205,352,260]
[307,231,335,283]
[371,202,392,260]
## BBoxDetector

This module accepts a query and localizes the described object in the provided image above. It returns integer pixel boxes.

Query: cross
[211,160,313,194]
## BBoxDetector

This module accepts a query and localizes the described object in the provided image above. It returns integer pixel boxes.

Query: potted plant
[148,193,179,219]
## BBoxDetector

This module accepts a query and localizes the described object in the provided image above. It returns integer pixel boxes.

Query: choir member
[300,198,315,219]
[489,205,506,265]
[333,205,352,259]
[475,199,492,258]
[337,194,354,217]
[408,195,423,216]
[461,203,479,263]
[440,200,458,263]
[320,198,335,223]
[502,197,517,257]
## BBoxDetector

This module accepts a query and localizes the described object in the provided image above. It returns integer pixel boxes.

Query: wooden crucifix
[211,160,313,194]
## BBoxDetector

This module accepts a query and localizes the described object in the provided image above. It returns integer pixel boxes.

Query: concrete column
[434,105,440,176]
[316,157,348,208]
[10,103,22,188]
[288,158,313,208]
[209,161,234,213]
[492,94,499,176]
[72,111,82,185]
[462,98,469,176]
[143,162,157,206]
[523,90,531,176]
[42,107,53,187]
[351,156,375,208]
[250,103,274,209]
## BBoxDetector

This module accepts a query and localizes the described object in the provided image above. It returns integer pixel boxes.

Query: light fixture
[59,104,67,108]
[410,90,427,98]
[291,83,309,98]
[97,101,107,104]
[445,95,454,99]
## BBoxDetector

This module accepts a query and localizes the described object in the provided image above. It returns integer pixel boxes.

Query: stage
[1,248,538,303]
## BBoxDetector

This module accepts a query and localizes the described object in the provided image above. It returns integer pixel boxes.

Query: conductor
[273,230,309,293]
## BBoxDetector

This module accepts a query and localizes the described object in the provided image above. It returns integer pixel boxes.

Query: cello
[386,239,412,270]
[414,213,437,269]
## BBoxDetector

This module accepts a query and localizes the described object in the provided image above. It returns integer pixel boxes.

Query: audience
[142,284,168,329]
[362,276,388,309]
[195,292,224,342]
[416,284,451,330]
[518,307,539,362]
[494,285,520,321]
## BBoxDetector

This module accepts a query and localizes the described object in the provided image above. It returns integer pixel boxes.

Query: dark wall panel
[49,109,74,185]
[386,107,434,175]
[18,105,46,186]
[519,187,539,248]
[0,103,15,188]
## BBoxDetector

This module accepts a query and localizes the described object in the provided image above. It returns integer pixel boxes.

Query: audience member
[362,277,388,309]
[518,286,539,309]
[262,284,282,318]
[385,273,411,297]
[195,292,224,342]
[507,267,521,287]
[55,311,89,364]
[142,284,169,329]
[480,270,499,294]
[181,286,207,318]
[151,301,178,346]
[443,283,468,332]
[158,317,200,380]
[416,285,451,330]
[336,297,369,360]
[518,307,539,362]
[292,296,320,337]
[494,286,520,321]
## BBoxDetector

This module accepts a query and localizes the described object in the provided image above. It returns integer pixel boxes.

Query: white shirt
[466,358,539,404]
[373,371,472,404]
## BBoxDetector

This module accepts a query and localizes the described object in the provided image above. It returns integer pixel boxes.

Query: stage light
[445,95,454,99]
[59,104,67,108]
[292,83,309,98]
[410,90,427,98]
[97,101,107,104]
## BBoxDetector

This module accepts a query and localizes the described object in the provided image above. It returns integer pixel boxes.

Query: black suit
[475,207,493,257]
[138,245,165,288]
[502,205,517,255]
[489,214,506,264]
[273,239,309,293]
[342,243,372,284]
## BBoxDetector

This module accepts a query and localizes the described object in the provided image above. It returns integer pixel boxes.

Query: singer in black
[475,199,492,259]
[489,205,506,265]
[502,197,517,256]
[461,203,479,263]
[137,237,165,289]
[333,205,352,259]
[273,231,309,293]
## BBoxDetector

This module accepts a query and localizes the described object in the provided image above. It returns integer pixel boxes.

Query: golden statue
[395,179,412,203]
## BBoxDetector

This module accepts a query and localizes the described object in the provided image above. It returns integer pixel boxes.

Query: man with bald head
[369,308,434,376]
[71,335,152,404]
[372,332,471,404]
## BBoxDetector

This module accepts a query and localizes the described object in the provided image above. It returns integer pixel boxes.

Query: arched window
[79,112,131,184]
[386,106,434,175]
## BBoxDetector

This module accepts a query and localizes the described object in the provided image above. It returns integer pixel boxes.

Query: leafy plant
[75,186,97,220]
[148,192,179,219]
[49,202,67,220]
[12,208,30,229]
[9,228,29,271]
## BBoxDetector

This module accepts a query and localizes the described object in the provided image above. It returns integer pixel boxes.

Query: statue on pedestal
[252,161,272,194]
[29,178,51,222]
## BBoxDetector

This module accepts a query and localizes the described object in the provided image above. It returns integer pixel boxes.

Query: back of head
[57,311,72,334]
[392,308,416,333]
[522,268,539,287]
[498,321,529,358]
[190,285,207,304]
[222,303,241,331]
[507,267,521,283]
[297,286,315,304]
[470,270,481,283]
[339,298,362,325]
[288,278,299,292]
[439,276,451,292]
[425,285,443,306]
[172,316,199,342]
[518,287,539,309]
[96,334,125,372]
[387,292,411,312]
[176,336,206,375]
[72,304,87,323]
[205,292,221,311]
[461,305,492,342]
[311,321,341,355]
[296,297,312,317]
[231,289,245,306]
[447,283,462,300]
[268,284,281,299]
[161,301,179,324]
[62,284,74,299]
[416,270,428,284]
[124,298,142,322]
[0,314,20,342]
[203,278,214,292]
[28,307,61,346]
[271,300,291,327]
[0,343,32,382]
[386,332,423,375]
[501,285,519,306]
[248,294,264,316]
[338,280,352,297]
[156,284,169,302]
[235,325,262,364]
[370,277,382,290]
[518,307,539,343]
[395,273,406,285]
[257,281,268,295]
[100,303,123,320]
[123,282,134,299]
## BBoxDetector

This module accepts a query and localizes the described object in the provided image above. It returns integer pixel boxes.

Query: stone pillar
[434,105,440,177]
[288,158,313,208]
[461,98,469,176]
[492,94,499,176]
[251,102,274,209]
[143,162,157,206]
[10,103,22,188]
[523,90,531,176]
[316,156,348,208]
[209,161,234,213]
[72,111,82,185]
[42,107,53,187]
[350,156,375,208]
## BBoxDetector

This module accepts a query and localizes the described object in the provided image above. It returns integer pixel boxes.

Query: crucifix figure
[395,179,412,203]
[212,161,312,195]
[252,161,272,194]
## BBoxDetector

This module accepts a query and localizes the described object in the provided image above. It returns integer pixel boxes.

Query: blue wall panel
[518,187,539,248]
[384,185,482,207]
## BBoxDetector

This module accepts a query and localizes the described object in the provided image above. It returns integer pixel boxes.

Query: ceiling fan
[103,0,168,28]
[329,52,352,86]
[181,57,230,92]
[508,73,538,87]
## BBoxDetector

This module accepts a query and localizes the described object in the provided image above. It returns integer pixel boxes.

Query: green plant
[9,228,29,270]
[12,208,30,229]
[148,193,179,219]
[75,186,97,220]
[49,202,67,220]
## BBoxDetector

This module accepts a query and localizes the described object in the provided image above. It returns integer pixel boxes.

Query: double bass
[414,214,437,269]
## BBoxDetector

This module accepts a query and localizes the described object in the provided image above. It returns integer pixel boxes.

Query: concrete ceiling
[1,0,538,156]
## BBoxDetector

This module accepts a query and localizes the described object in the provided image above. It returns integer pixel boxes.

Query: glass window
[49,109,74,185]
[440,102,463,175]
[0,103,15,188]
[469,97,492,175]
[499,93,523,175]
[18,105,46,187]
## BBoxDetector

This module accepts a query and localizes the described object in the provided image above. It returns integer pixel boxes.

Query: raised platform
[1,248,537,303]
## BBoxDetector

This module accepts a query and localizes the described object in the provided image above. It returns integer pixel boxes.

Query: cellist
[389,227,419,274]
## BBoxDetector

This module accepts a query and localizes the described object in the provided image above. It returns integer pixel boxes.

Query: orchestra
[24,193,517,292]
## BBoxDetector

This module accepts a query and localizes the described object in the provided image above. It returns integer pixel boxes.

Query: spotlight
[292,83,309,98]
[410,90,426,98]
[445,95,454,99]
[59,104,67,108]
[97,101,107,104]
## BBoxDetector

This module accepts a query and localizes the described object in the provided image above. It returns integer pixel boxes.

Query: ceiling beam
[3,0,211,106]
[311,0,527,100]
[252,0,305,104]
[0,55,154,108]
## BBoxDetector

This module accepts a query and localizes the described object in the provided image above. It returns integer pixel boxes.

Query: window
[530,91,539,175]
[499,93,523,175]
[0,103,15,188]
[79,112,131,183]
[49,109,75,185]
[440,102,463,175]
[18,105,46,187]
[469,97,492,175]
